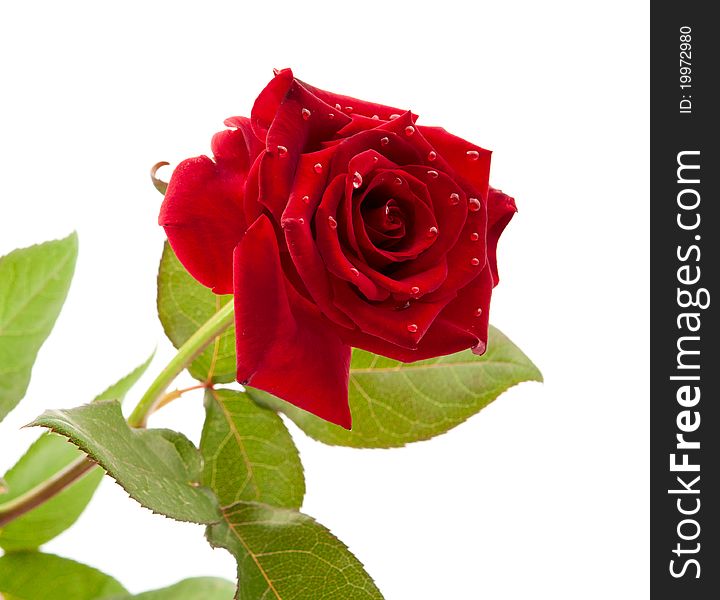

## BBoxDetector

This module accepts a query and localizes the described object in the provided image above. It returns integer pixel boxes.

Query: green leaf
[0,233,78,422]
[0,357,154,551]
[107,577,234,600]
[157,243,236,383]
[0,551,126,600]
[0,434,102,551]
[30,400,219,523]
[207,502,384,600]
[251,326,542,448]
[200,389,304,510]
[94,353,155,402]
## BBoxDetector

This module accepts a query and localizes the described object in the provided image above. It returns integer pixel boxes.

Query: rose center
[361,196,408,249]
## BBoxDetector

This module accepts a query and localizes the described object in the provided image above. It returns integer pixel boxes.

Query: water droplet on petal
[328,216,338,229]
[468,197,481,211]
[407,323,418,333]
[470,257,481,266]
[394,177,403,185]
[302,195,310,204]
[427,226,439,238]
[328,112,335,119]
[297,217,305,225]
[345,106,353,113]
[372,114,380,120]
[373,155,379,162]
[389,113,400,120]
[380,136,390,146]
[427,170,439,179]
[277,145,288,157]
[470,232,479,241]
[352,171,363,189]
[313,163,323,174]
[301,108,311,120]
[449,192,460,205]
[404,125,415,136]
[427,150,437,161]
[411,286,420,295]
[466,150,480,161]
[335,103,342,110]
[350,267,360,277]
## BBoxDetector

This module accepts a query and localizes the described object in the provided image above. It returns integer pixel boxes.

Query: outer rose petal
[299,75,413,122]
[420,125,492,202]
[234,214,352,428]
[159,155,247,294]
[341,264,494,361]
[486,187,517,284]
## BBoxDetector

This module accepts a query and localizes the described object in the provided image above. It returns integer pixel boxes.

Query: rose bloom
[159,69,516,428]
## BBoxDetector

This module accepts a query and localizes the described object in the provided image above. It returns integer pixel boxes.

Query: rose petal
[420,125,492,201]
[314,176,390,302]
[299,76,415,123]
[486,187,517,284]
[159,155,247,294]
[343,264,493,361]
[332,283,447,348]
[234,215,352,428]
[253,72,351,219]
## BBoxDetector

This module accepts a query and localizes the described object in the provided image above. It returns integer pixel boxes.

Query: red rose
[159,69,516,428]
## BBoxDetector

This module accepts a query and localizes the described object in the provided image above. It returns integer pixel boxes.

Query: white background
[0,1,649,598]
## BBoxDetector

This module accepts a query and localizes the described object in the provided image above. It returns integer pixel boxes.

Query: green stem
[127,300,234,427]
[0,457,97,527]
[0,301,235,529]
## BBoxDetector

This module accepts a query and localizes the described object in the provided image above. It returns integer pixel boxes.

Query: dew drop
[410,286,420,295]
[427,150,437,161]
[297,217,305,225]
[328,216,338,229]
[352,171,363,189]
[468,197,481,212]
[475,307,483,317]
[404,125,415,136]
[328,113,335,119]
[470,232,479,241]
[427,226,439,238]
[394,176,403,185]
[389,113,400,120]
[407,323,418,333]
[470,257,481,266]
[427,170,439,179]
[301,108,311,120]
[380,136,390,146]
[466,150,480,161]
[302,195,310,204]
[277,145,288,157]
[373,155,379,162]
[335,103,342,110]
[345,106,353,113]
[350,267,360,277]
[313,163,323,174]
[372,114,380,120]
[449,192,460,205]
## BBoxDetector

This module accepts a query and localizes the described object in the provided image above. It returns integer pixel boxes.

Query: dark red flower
[159,69,516,429]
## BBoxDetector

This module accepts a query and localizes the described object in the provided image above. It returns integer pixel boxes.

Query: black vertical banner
[651,2,719,598]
